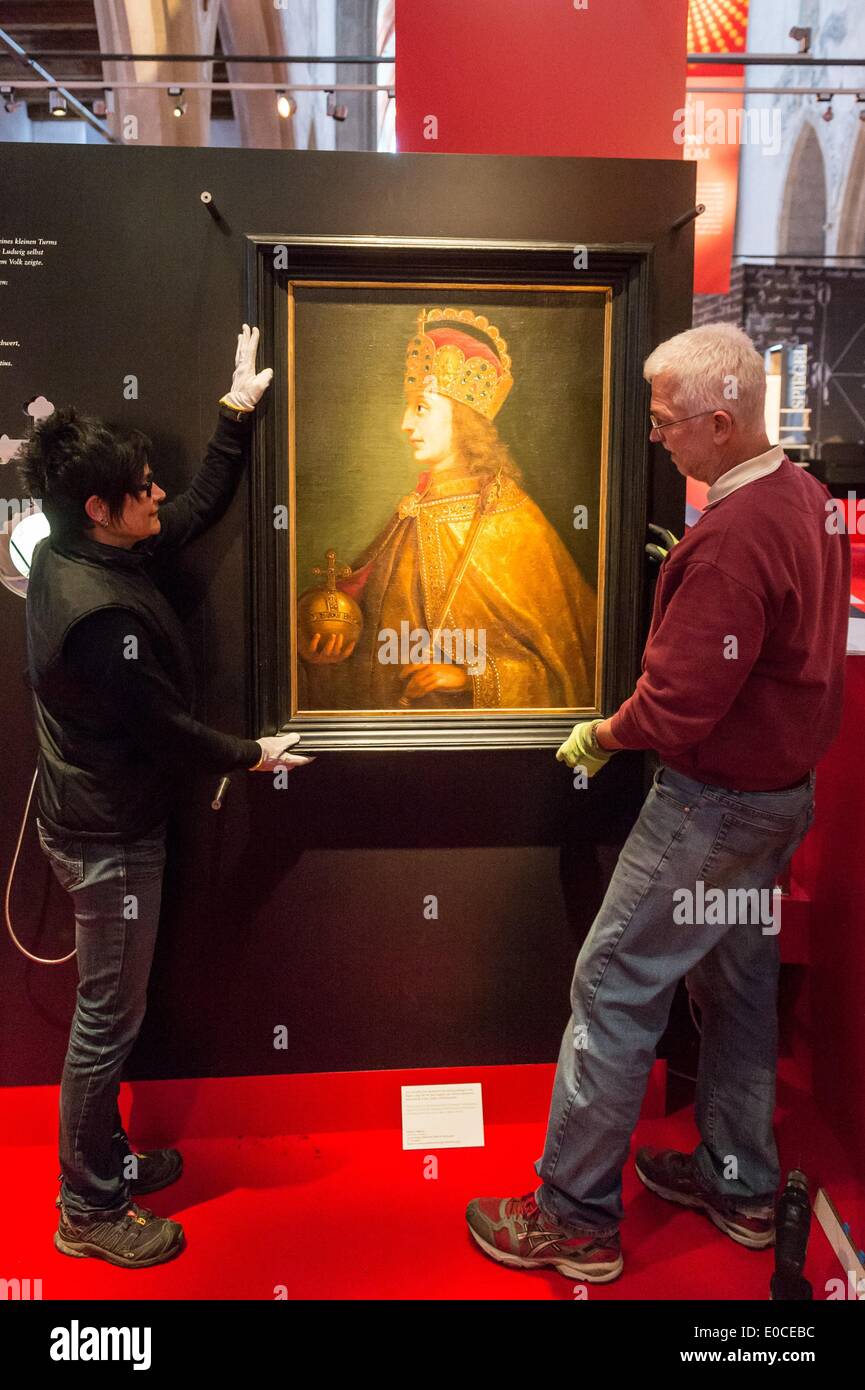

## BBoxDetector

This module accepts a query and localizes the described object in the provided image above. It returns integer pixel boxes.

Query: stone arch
[376,0,395,152]
[93,0,219,148]
[219,0,337,151]
[836,124,865,256]
[777,122,827,257]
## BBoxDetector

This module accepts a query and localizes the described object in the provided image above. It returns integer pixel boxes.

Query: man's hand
[220,324,273,412]
[398,662,470,700]
[646,523,680,565]
[555,719,617,777]
[305,631,357,664]
[250,732,315,772]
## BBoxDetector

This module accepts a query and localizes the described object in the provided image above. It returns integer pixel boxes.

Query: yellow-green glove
[556,719,616,777]
[646,523,680,564]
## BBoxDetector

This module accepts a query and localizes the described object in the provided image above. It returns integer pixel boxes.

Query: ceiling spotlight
[48,89,67,117]
[1,85,18,113]
[92,96,108,117]
[276,91,295,119]
[789,26,812,55]
[168,86,186,118]
[326,91,347,122]
[817,94,833,122]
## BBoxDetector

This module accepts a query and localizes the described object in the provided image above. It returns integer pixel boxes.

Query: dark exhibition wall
[0,144,695,1085]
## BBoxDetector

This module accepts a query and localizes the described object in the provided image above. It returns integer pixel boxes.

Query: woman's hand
[221,324,273,411]
[398,662,470,700]
[250,732,315,772]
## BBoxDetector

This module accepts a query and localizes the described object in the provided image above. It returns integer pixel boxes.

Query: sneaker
[466,1190,623,1282]
[128,1147,183,1196]
[55,1199,185,1268]
[635,1146,775,1249]
[54,1147,183,1210]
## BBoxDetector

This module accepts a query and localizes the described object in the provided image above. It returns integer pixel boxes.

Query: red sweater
[609,457,851,790]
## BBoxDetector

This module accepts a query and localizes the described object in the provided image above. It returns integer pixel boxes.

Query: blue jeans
[36,815,168,1220]
[535,762,816,1237]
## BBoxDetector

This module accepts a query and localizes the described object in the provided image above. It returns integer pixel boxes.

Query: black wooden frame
[245,233,652,750]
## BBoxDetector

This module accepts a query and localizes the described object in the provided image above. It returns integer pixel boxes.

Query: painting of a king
[297,307,598,712]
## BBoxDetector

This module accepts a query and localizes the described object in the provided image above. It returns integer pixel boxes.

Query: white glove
[220,324,273,411]
[250,732,315,773]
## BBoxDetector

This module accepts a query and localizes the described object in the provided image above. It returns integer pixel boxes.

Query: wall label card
[401,1083,485,1150]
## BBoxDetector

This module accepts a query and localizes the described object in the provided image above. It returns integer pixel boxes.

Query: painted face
[400,384,455,466]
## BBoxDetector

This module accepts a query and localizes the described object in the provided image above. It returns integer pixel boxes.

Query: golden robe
[299,466,597,711]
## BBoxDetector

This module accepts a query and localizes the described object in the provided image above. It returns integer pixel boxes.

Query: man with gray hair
[466,323,850,1283]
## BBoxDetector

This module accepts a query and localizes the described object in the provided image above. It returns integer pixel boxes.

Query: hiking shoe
[635,1146,775,1249]
[466,1190,623,1282]
[55,1199,185,1268]
[128,1147,183,1196]
[54,1148,183,1210]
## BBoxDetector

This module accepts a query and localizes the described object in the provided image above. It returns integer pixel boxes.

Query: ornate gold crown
[403,307,514,420]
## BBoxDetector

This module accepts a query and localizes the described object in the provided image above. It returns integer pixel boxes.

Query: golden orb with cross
[297,548,364,663]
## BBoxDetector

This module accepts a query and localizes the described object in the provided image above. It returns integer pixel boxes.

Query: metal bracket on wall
[669,205,705,234]
[200,190,230,234]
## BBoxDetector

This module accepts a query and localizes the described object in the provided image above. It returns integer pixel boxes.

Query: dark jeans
[36,815,168,1220]
[535,762,816,1236]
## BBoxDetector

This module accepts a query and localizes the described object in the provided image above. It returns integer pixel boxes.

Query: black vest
[26,531,197,840]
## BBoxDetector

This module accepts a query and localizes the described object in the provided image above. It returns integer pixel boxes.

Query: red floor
[0,1061,857,1301]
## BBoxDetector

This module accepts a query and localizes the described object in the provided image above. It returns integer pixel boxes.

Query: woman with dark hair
[20,326,310,1269]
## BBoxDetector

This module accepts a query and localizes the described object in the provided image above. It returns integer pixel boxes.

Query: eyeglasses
[649,409,721,437]
[132,474,156,498]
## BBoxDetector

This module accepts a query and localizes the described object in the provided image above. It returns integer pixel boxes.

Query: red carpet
[0,1061,855,1301]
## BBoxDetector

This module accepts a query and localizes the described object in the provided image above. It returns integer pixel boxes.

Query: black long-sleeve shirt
[63,411,261,778]
[64,608,261,773]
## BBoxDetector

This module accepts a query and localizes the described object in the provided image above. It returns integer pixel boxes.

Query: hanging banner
[683,78,747,295]
[395,0,689,160]
[685,0,752,294]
